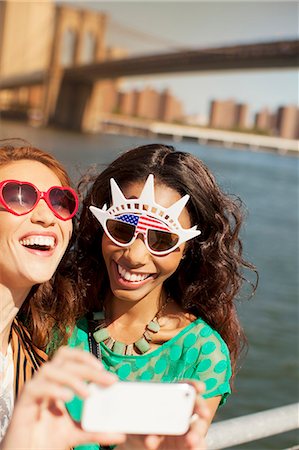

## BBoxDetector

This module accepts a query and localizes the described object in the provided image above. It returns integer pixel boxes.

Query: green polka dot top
[66,315,231,448]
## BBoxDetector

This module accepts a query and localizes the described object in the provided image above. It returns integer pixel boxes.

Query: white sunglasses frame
[101,215,183,256]
[90,173,201,256]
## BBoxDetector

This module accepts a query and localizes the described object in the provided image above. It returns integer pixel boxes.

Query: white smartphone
[81,381,196,435]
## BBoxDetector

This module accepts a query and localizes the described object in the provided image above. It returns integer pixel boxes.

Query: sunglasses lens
[148,229,179,253]
[2,182,37,214]
[106,219,135,244]
[49,188,78,219]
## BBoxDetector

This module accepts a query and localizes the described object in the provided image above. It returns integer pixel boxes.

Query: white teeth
[124,272,131,281]
[117,264,149,283]
[19,236,55,248]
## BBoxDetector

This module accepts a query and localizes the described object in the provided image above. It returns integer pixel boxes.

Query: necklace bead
[92,298,171,355]
[93,327,109,343]
[134,337,151,354]
[112,341,126,355]
[147,320,160,333]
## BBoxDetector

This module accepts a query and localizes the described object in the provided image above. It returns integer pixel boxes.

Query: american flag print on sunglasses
[106,213,179,255]
[116,213,171,232]
[90,174,201,256]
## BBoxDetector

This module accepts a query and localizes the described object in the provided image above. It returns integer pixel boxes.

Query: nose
[30,199,56,226]
[122,233,151,265]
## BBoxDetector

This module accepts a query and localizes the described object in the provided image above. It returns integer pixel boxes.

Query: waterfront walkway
[99,115,298,155]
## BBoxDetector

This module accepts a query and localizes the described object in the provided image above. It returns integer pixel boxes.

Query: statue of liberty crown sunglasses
[90,174,201,256]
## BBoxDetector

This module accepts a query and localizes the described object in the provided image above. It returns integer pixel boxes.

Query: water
[1,120,298,449]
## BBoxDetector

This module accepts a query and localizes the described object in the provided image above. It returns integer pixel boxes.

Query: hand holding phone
[82,381,196,435]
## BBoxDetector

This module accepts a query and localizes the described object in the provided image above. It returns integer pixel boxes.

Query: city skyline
[119,82,297,122]
[64,1,299,119]
[115,83,298,138]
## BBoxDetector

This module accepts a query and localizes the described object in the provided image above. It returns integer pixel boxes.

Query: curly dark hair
[73,144,258,378]
[0,139,83,354]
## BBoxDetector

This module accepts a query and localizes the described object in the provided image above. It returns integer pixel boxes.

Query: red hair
[0,139,83,353]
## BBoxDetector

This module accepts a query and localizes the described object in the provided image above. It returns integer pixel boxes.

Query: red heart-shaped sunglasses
[0,180,79,221]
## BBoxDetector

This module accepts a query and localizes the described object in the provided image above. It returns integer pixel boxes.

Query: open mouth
[19,236,56,252]
[117,263,153,283]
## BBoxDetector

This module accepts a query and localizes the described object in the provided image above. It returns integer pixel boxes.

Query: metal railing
[206,403,299,449]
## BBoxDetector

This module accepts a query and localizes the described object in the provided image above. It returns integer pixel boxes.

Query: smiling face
[0,160,73,292]
[101,181,191,305]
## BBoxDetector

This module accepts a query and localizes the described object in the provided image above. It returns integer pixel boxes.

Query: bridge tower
[0,0,54,119]
[0,1,115,131]
[44,4,107,130]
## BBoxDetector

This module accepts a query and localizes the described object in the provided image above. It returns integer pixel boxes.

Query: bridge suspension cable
[106,18,192,53]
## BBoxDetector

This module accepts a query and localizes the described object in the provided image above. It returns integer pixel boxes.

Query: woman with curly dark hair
[67,143,257,445]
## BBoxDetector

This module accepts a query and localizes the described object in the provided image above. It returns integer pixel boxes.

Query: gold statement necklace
[91,298,171,356]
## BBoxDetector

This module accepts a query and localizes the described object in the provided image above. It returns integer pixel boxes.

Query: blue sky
[68,1,298,121]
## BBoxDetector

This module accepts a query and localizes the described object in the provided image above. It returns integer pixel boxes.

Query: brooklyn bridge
[0,2,298,131]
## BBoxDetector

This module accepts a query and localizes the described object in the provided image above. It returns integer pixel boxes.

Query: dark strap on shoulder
[87,316,102,362]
